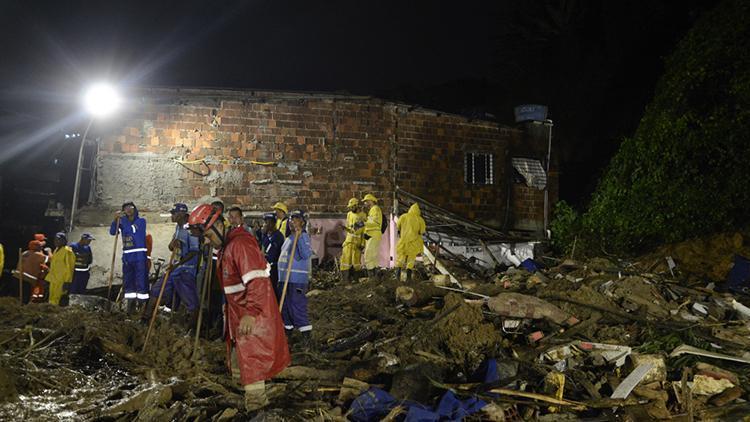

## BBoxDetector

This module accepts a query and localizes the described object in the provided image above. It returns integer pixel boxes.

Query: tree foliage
[555,0,750,253]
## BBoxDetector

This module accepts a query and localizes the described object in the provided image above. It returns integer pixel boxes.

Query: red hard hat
[188,203,221,230]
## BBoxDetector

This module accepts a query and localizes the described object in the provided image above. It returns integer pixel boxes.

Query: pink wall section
[307,216,396,268]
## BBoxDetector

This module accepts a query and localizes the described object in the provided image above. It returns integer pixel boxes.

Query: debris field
[3,232,750,420]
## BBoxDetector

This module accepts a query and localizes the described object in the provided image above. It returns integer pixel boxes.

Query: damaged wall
[92,88,546,230]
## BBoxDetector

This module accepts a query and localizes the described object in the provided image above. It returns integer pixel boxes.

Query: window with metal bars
[464,152,494,185]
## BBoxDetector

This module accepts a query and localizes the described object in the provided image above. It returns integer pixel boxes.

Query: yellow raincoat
[341,210,366,271]
[363,204,383,270]
[45,246,75,305]
[396,204,426,269]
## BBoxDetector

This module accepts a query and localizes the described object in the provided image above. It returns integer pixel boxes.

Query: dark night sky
[0,0,717,205]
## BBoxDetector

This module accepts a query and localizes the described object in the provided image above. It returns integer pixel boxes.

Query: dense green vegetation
[553,0,750,254]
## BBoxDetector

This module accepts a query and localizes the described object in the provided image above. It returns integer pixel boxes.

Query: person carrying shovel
[187,203,290,412]
[277,210,314,346]
[110,201,149,313]
[142,203,201,328]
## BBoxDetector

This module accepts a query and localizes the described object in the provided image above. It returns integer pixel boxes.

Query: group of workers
[9,191,425,411]
[16,232,95,305]
[340,194,426,283]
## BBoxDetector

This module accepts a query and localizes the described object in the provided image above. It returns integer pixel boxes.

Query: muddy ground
[3,234,750,420]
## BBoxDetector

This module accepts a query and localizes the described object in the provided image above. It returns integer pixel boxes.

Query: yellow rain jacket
[45,246,75,305]
[341,210,366,271]
[364,204,383,240]
[396,204,426,269]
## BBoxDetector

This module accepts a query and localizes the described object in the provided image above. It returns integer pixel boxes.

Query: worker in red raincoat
[188,203,290,411]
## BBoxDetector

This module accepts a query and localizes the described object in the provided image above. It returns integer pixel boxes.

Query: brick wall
[94,88,544,229]
[395,111,517,222]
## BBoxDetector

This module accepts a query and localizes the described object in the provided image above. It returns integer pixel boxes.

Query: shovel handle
[278,232,300,312]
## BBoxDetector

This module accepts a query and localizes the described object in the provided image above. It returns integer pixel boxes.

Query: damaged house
[73,87,557,280]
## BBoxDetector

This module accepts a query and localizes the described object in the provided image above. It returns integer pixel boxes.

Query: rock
[692,374,734,396]
[487,293,577,326]
[431,274,451,287]
[69,294,112,311]
[629,354,667,384]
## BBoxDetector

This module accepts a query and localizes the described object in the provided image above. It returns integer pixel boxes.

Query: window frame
[464,151,495,186]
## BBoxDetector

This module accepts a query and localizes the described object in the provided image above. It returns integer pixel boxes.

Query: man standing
[34,233,52,258]
[227,207,245,230]
[395,203,426,282]
[45,233,76,305]
[272,202,291,238]
[362,193,383,279]
[69,233,95,294]
[188,204,290,411]
[340,198,366,282]
[261,213,284,301]
[110,201,149,312]
[146,203,201,322]
[21,240,48,303]
[278,210,314,344]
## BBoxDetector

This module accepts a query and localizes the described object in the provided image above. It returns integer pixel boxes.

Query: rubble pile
[3,234,750,420]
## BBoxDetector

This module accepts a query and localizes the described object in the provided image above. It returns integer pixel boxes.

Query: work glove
[353,221,365,229]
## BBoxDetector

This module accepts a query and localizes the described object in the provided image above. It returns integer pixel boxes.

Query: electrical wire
[171,157,277,177]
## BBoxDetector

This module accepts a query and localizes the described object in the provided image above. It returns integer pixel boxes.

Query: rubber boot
[406,269,413,283]
[244,381,269,412]
[185,311,199,336]
[126,299,137,315]
[395,268,401,282]
[300,331,315,351]
[341,269,350,282]
[140,298,156,324]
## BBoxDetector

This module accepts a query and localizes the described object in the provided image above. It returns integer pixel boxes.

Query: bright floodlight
[84,83,120,117]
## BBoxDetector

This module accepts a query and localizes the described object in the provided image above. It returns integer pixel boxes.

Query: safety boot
[244,382,270,412]
[300,331,316,351]
[341,269,350,282]
[395,268,402,282]
[140,299,155,324]
[126,299,137,315]
[406,269,413,283]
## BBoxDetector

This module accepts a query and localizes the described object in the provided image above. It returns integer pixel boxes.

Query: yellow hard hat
[363,193,378,203]
[272,202,288,214]
[347,198,359,208]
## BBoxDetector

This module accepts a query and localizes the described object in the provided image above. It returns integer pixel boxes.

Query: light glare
[83,83,120,117]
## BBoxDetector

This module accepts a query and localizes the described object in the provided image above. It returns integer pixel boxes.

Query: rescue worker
[188,203,290,411]
[278,210,314,343]
[261,213,284,301]
[362,193,383,279]
[34,233,52,257]
[228,206,245,230]
[21,240,48,303]
[69,233,94,294]
[110,201,149,312]
[272,202,291,238]
[145,203,201,323]
[340,198,366,282]
[395,203,426,282]
[45,233,75,305]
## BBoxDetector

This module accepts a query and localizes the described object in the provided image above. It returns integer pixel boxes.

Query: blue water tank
[514,105,548,122]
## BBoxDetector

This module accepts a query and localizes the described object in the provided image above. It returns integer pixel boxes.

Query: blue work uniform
[262,229,285,300]
[277,231,313,332]
[110,209,148,300]
[69,242,93,294]
[151,223,201,311]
